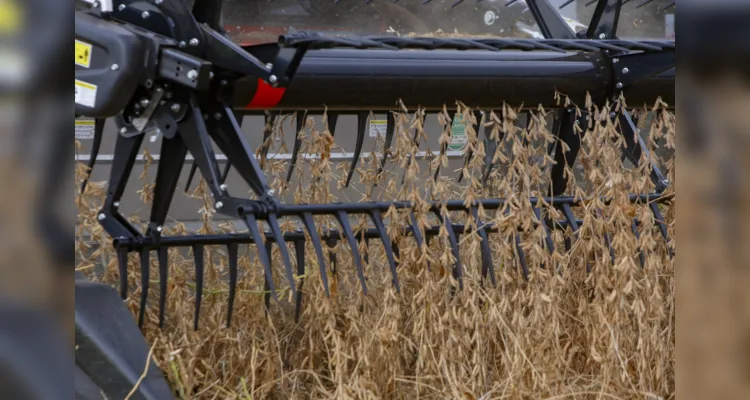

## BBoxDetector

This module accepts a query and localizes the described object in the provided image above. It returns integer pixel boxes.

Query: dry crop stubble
[75,95,675,399]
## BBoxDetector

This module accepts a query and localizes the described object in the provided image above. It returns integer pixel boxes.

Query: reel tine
[138,250,150,327]
[266,213,298,298]
[649,202,673,258]
[363,237,370,265]
[375,112,396,182]
[327,112,340,137]
[300,212,330,297]
[369,209,401,292]
[345,112,368,188]
[515,234,529,281]
[259,112,277,169]
[408,210,429,270]
[470,206,496,287]
[401,126,422,185]
[286,111,306,183]
[532,207,555,270]
[157,247,168,328]
[457,110,483,183]
[438,211,463,290]
[264,241,273,313]
[244,214,279,302]
[631,219,646,268]
[293,239,306,323]
[193,244,204,330]
[482,110,500,185]
[326,238,338,276]
[226,243,239,328]
[80,118,105,194]
[184,163,198,192]
[117,247,129,299]
[560,203,589,272]
[335,211,368,295]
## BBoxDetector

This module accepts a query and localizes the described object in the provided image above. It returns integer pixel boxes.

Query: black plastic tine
[457,110,484,183]
[550,110,583,197]
[560,203,589,272]
[244,214,279,302]
[157,247,168,329]
[631,219,646,268]
[327,112,339,137]
[138,250,150,327]
[345,112,368,188]
[335,211,368,295]
[300,213,330,297]
[438,212,463,290]
[117,247,129,299]
[533,207,555,256]
[369,209,401,292]
[263,242,273,313]
[266,213,298,297]
[193,244,204,331]
[293,240,306,323]
[596,210,616,265]
[401,125,423,185]
[408,211,429,270]
[226,243,239,328]
[184,163,198,192]
[259,112,277,169]
[433,111,454,181]
[375,112,396,182]
[286,111,306,183]
[79,118,105,194]
[649,202,673,258]
[363,237,370,265]
[470,207,496,287]
[514,234,529,281]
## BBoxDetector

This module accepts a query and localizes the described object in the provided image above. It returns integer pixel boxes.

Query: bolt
[296,228,303,233]
[613,58,619,64]
[119,127,127,134]
[189,38,199,46]
[622,67,629,74]
[616,82,623,89]
[141,11,150,19]
[93,1,100,7]
[219,184,227,191]
[209,72,215,79]
[215,201,224,209]
[268,75,278,84]
[171,103,181,112]
[118,4,126,11]
[178,41,186,48]
[154,0,163,4]
[156,225,163,232]
[98,213,106,221]
[145,79,153,88]
[165,92,173,99]
[140,98,150,107]
[265,63,273,69]
[599,33,606,39]
[113,201,120,208]
[220,80,228,86]
[610,112,616,119]
[214,112,222,120]
[111,64,119,71]
[187,70,198,80]
[267,189,276,196]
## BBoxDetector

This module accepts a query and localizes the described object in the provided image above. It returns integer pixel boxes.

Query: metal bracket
[158,48,212,90]
[586,0,622,39]
[609,50,675,100]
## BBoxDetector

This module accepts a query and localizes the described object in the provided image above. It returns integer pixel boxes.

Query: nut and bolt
[219,184,227,191]
[165,92,173,99]
[156,225,163,232]
[187,70,199,80]
[616,82,623,89]
[265,63,273,69]
[610,112,616,119]
[111,64,119,71]
[267,189,276,196]
[113,201,120,208]
[209,72,215,79]
[612,58,619,64]
[214,113,222,120]
[189,38,200,47]
[118,4,126,11]
[98,213,106,221]
[141,11,150,19]
[220,80,228,86]
[140,99,150,107]
[215,201,224,209]
[119,127,128,134]
[268,75,278,84]
[622,67,629,74]
[170,103,181,112]
[154,0,163,4]
[599,33,606,39]
[178,41,186,48]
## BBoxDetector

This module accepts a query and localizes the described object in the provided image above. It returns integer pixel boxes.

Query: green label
[448,113,467,151]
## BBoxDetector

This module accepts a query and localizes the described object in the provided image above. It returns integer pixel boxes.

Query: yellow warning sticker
[75,80,98,108]
[75,40,92,68]
[75,118,96,140]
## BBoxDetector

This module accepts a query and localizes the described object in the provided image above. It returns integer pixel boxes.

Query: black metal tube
[233,48,674,111]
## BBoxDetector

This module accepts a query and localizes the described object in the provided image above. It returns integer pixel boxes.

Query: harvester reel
[75,0,674,334]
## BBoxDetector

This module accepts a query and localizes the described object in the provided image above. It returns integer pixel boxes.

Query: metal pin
[141,11,150,18]
[622,67,629,74]
[111,64,119,71]
[268,75,278,84]
[215,201,224,209]
[189,38,199,46]
[170,104,181,112]
[187,70,198,80]
[98,213,106,221]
